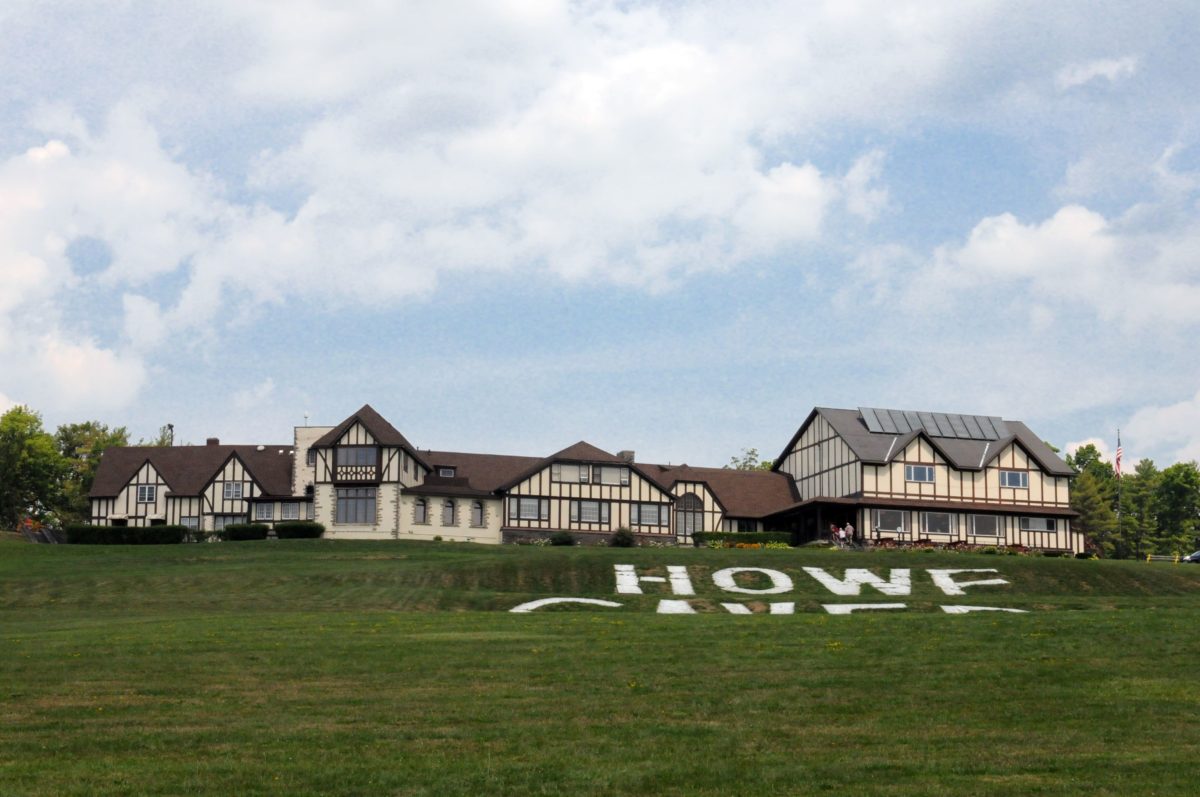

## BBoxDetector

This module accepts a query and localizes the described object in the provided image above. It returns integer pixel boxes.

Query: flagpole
[1115,428,1122,537]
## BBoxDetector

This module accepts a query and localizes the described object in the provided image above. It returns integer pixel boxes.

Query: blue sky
[2,1,1199,468]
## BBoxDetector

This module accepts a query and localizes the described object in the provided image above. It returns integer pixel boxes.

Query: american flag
[1115,433,1123,479]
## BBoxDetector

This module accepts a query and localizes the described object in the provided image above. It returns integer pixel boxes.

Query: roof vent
[206,437,220,446]
[618,450,636,463]
[257,445,265,451]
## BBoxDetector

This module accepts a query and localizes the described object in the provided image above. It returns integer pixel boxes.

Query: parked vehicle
[1183,551,1200,564]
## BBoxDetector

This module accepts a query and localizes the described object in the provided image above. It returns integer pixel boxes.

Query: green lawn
[2,539,1198,795]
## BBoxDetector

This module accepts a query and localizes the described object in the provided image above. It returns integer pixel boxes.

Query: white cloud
[1055,56,1138,91]
[233,378,276,412]
[1126,388,1200,464]
[1065,437,1113,465]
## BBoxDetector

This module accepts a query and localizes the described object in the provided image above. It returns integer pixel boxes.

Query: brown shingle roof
[90,444,295,498]
[312,404,431,469]
[411,450,543,496]
[642,463,800,518]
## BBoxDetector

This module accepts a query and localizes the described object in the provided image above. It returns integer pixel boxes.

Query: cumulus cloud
[1065,437,1114,465]
[1126,388,1200,464]
[233,378,276,412]
[1055,56,1138,91]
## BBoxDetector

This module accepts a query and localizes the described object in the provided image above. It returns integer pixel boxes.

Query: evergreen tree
[1071,470,1119,557]
[1116,459,1160,559]
[1154,462,1200,554]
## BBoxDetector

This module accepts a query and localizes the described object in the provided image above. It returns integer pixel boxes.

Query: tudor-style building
[89,404,1084,552]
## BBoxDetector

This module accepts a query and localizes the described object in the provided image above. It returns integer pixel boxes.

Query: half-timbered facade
[90,403,1081,551]
[770,407,1083,552]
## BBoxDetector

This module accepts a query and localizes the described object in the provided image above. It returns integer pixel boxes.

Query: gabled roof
[496,441,673,492]
[90,443,295,498]
[311,404,430,469]
[409,450,544,497]
[773,407,1074,477]
[642,463,800,518]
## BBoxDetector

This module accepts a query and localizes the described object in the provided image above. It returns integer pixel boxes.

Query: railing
[334,465,379,482]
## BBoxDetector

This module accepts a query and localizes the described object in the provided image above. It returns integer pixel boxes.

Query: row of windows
[138,483,248,503]
[311,446,418,477]
[254,502,309,521]
[874,509,1057,536]
[904,465,1032,488]
[413,498,485,527]
[549,463,631,486]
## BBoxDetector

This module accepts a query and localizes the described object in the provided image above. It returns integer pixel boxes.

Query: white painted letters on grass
[510,598,624,613]
[927,569,1009,596]
[711,567,794,595]
[614,564,695,595]
[822,603,908,615]
[940,605,1027,614]
[801,567,911,596]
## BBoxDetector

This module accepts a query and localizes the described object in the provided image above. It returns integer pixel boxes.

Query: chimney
[617,449,636,463]
[206,437,220,446]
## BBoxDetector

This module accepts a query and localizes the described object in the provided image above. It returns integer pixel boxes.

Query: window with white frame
[213,514,244,531]
[255,503,273,521]
[968,514,1001,537]
[335,487,376,524]
[905,464,935,483]
[1019,516,1056,532]
[594,466,630,486]
[136,485,156,503]
[551,463,590,483]
[438,467,456,478]
[999,470,1029,489]
[223,482,243,500]
[921,511,954,535]
[570,500,610,524]
[282,502,300,520]
[471,501,484,527]
[510,497,549,521]
[631,503,665,526]
[442,500,456,526]
[874,508,907,533]
[181,516,199,530]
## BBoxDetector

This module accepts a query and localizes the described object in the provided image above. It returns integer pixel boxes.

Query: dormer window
[224,482,243,499]
[594,466,630,486]
[1000,470,1029,489]
[551,463,590,483]
[136,485,156,503]
[438,467,456,478]
[904,465,934,483]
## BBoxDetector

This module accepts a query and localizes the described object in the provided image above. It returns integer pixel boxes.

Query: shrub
[274,521,324,539]
[609,528,636,547]
[64,524,186,545]
[549,530,576,546]
[219,523,270,541]
[764,541,790,550]
[692,531,792,547]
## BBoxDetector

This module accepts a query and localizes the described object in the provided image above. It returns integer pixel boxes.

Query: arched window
[442,500,456,526]
[471,501,484,527]
[414,498,427,524]
[677,493,703,538]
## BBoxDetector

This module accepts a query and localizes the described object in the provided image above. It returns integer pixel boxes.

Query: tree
[55,421,130,524]
[137,423,174,447]
[1153,462,1200,554]
[1071,470,1119,557]
[0,406,67,528]
[1116,459,1160,559]
[725,447,774,471]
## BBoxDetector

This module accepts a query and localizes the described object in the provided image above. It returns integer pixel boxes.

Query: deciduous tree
[0,406,67,528]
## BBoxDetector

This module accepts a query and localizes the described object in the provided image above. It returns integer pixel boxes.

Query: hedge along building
[768,407,1082,552]
[89,404,1084,552]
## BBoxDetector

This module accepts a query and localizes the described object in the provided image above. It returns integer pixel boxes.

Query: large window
[570,500,610,524]
[551,463,590,483]
[594,466,630,486]
[921,511,954,535]
[677,493,703,537]
[255,503,274,521]
[969,514,1001,538]
[336,487,376,524]
[1019,516,1056,532]
[336,447,377,467]
[181,516,199,530]
[213,514,245,531]
[306,449,317,466]
[1000,470,1029,489]
[631,503,666,526]
[736,519,756,533]
[136,485,156,503]
[874,508,907,533]
[414,498,428,524]
[442,500,456,526]
[905,464,935,483]
[510,498,549,521]
[282,502,300,520]
[223,482,243,500]
[471,501,484,527]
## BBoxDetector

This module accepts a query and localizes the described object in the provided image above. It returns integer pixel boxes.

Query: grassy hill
[2,539,1198,795]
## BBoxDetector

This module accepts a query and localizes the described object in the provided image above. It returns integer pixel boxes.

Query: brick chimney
[206,437,220,446]
[618,450,635,463]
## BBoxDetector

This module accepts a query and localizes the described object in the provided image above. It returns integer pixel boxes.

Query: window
[1000,470,1029,489]
[736,519,755,533]
[442,500,456,526]
[223,482,243,500]
[905,464,935,483]
[875,508,907,533]
[336,487,376,524]
[255,503,273,521]
[136,485,156,503]
[921,512,954,535]
[213,514,244,531]
[471,501,484,527]
[306,449,317,466]
[551,463,590,483]
[677,493,703,537]
[1020,516,1056,532]
[510,497,549,521]
[306,503,314,520]
[414,498,428,524]
[438,467,456,478]
[594,466,630,486]
[570,500,610,524]
[631,503,665,526]
[336,446,377,467]
[181,516,199,530]
[282,502,300,520]
[969,514,1001,537]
